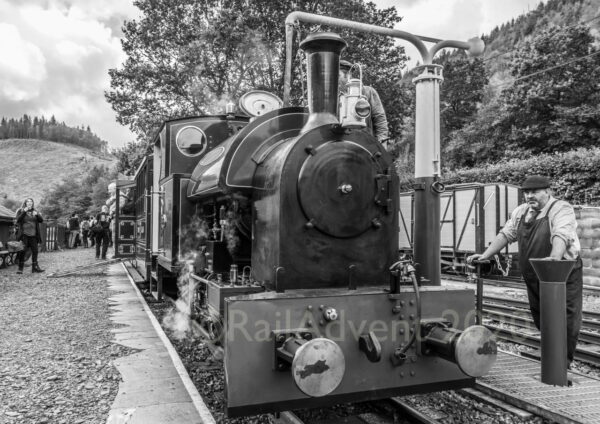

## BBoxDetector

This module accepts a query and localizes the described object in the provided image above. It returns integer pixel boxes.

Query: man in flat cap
[339,59,389,147]
[468,175,582,366]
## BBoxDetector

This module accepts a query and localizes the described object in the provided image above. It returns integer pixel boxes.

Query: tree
[0,114,108,151]
[443,23,600,168]
[499,24,600,155]
[437,52,488,135]
[113,141,151,176]
[443,93,510,168]
[39,165,117,221]
[106,0,409,142]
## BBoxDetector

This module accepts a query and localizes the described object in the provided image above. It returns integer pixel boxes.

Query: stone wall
[576,206,600,287]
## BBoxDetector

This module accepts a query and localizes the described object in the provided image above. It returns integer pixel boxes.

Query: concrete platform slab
[111,321,155,334]
[106,263,215,424]
[113,330,161,341]
[114,337,167,351]
[111,378,191,408]
[107,402,203,424]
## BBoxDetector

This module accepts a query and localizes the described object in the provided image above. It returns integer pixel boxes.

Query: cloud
[376,0,422,10]
[0,0,137,147]
[0,23,47,101]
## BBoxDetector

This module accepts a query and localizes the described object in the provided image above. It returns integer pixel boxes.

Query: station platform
[105,263,215,424]
[478,351,600,424]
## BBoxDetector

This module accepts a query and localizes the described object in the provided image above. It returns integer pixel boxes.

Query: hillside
[0,139,117,208]
[482,0,599,86]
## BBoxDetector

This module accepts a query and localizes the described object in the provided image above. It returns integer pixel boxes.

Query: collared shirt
[499,196,580,260]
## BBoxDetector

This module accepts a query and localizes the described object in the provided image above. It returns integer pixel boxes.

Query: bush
[442,147,600,206]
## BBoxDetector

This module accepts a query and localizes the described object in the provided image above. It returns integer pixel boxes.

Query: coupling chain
[494,254,511,277]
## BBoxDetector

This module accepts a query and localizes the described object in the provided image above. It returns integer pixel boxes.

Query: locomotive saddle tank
[180,32,497,416]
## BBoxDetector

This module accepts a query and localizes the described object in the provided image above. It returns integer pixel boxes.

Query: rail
[445,272,600,297]
[486,323,600,366]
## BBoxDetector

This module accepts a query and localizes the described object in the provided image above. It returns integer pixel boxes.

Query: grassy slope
[0,139,116,205]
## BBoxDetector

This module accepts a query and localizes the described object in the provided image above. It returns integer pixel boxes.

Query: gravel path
[0,248,134,424]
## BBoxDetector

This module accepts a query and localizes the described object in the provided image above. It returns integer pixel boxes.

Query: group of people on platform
[65,208,112,259]
[65,206,113,260]
[12,200,114,274]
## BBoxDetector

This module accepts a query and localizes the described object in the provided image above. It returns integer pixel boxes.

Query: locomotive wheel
[297,140,384,238]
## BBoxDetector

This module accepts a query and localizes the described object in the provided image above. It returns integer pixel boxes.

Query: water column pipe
[529,259,576,386]
[283,12,485,285]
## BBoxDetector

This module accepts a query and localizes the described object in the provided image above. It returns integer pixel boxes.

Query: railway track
[274,387,535,424]
[484,300,600,329]
[443,272,600,297]
[481,292,600,366]
[486,324,600,366]
[483,294,600,332]
[484,308,600,345]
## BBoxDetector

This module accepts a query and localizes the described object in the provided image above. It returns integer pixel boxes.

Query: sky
[0,0,545,149]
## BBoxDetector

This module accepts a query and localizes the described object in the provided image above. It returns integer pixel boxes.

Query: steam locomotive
[114,27,497,418]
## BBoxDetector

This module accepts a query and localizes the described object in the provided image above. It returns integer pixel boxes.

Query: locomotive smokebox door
[297,140,388,238]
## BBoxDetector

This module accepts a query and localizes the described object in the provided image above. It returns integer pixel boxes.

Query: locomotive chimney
[299,32,347,132]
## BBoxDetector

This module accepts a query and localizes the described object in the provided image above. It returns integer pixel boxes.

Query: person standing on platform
[94,206,111,260]
[81,217,90,248]
[15,198,45,274]
[67,213,80,249]
[89,216,96,247]
[467,175,582,366]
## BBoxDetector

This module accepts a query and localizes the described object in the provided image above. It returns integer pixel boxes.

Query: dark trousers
[524,258,583,362]
[95,231,110,258]
[82,230,89,248]
[18,235,39,269]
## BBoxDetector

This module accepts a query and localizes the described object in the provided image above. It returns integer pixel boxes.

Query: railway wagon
[400,186,600,284]
[399,183,521,276]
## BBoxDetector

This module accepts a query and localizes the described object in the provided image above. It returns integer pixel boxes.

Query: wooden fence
[41,222,67,252]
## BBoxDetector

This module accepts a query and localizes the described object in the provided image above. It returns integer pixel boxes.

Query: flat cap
[521,175,551,190]
[339,59,352,70]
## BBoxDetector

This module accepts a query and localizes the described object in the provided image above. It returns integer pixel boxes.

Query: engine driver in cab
[339,59,390,148]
